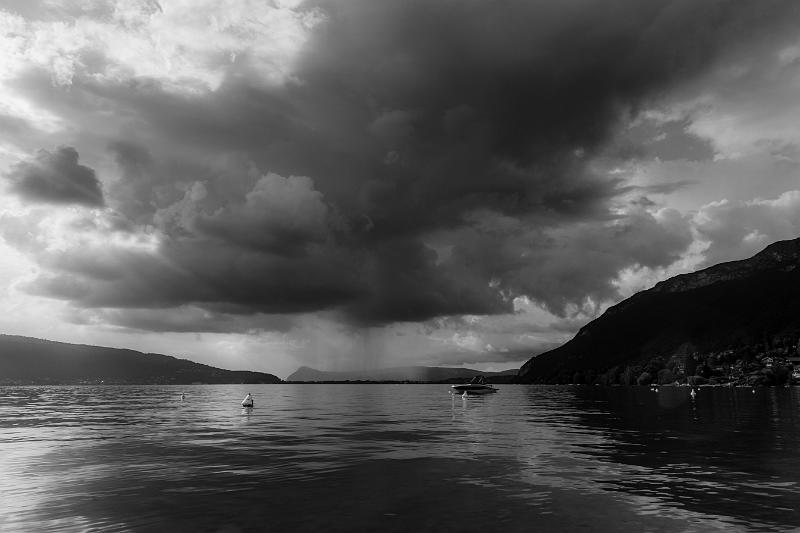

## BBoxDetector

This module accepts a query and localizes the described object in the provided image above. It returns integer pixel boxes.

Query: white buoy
[690,388,696,399]
[462,391,468,399]
[242,392,254,407]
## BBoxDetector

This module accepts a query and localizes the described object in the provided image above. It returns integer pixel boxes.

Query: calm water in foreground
[2,385,800,532]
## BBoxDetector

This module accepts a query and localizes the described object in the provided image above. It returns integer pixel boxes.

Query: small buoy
[654,387,659,393]
[180,392,185,401]
[752,388,756,394]
[242,392,254,407]
[690,388,696,399]
[462,391,468,399]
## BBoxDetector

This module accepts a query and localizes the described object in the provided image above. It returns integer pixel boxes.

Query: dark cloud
[107,140,160,222]
[27,237,364,313]
[641,119,716,162]
[4,146,105,207]
[441,207,694,317]
[694,191,800,267]
[608,117,717,163]
[10,0,800,331]
[194,173,331,255]
[66,306,295,334]
[347,239,511,324]
[633,181,696,195]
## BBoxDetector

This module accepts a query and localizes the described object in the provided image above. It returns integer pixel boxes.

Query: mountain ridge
[0,334,282,384]
[519,237,800,383]
[287,365,517,382]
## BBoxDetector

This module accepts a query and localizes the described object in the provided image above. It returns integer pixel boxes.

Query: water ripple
[2,384,800,531]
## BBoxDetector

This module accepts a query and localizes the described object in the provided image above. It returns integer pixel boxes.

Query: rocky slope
[519,238,800,383]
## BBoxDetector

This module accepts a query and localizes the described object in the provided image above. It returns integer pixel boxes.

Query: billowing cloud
[195,173,330,254]
[0,1,320,92]
[4,146,104,206]
[432,203,694,318]
[695,190,800,266]
[1,1,800,371]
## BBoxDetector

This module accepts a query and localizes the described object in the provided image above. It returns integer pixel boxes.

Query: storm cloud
[3,0,800,340]
[4,146,104,207]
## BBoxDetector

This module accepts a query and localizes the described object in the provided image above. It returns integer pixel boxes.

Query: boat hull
[451,384,498,395]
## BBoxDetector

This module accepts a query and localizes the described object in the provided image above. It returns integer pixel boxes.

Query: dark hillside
[520,238,800,383]
[0,334,281,384]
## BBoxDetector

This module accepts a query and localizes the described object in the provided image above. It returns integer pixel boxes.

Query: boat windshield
[470,375,486,384]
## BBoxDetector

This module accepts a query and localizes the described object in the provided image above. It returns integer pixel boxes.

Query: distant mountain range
[287,365,517,383]
[520,237,800,383]
[0,334,282,385]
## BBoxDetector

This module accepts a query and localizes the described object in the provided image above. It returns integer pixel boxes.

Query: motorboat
[451,376,498,395]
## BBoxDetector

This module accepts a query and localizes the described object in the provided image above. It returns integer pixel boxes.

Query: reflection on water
[1,385,799,532]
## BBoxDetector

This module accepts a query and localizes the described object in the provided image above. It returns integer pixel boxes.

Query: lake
[1,384,799,532]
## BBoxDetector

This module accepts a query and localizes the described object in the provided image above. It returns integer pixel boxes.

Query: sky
[1,1,800,379]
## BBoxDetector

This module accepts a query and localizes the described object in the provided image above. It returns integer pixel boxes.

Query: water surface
[1,384,799,532]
